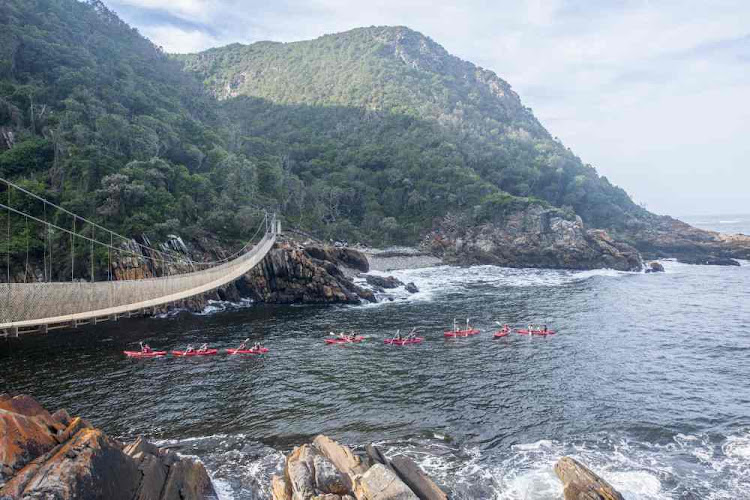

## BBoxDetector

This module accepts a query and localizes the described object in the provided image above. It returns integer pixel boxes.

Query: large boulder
[273,436,429,500]
[0,394,217,500]
[353,464,418,500]
[645,261,665,273]
[363,275,404,289]
[554,457,624,500]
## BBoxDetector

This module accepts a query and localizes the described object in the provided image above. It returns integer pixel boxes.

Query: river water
[2,217,749,499]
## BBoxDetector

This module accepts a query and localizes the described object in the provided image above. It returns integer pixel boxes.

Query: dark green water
[2,253,749,499]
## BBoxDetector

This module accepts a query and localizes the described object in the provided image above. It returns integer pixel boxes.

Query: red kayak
[171,349,218,356]
[226,347,269,355]
[444,329,481,338]
[124,350,167,358]
[493,329,511,338]
[384,337,424,345]
[325,336,364,344]
[517,329,556,336]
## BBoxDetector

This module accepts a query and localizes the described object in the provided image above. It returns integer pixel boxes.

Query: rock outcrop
[425,208,642,271]
[363,275,404,289]
[645,261,665,273]
[0,394,217,500]
[271,436,445,500]
[616,214,750,264]
[554,457,624,500]
[236,242,375,305]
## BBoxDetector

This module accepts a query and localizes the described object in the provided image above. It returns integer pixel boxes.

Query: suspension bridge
[1,177,279,337]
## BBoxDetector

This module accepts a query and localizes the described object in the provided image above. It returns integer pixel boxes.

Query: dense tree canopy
[0,0,647,273]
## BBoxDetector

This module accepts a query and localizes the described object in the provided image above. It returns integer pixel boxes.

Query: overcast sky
[107,0,749,216]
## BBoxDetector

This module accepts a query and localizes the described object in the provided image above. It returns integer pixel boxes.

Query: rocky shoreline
[0,394,624,500]
[0,394,216,500]
[1,394,630,499]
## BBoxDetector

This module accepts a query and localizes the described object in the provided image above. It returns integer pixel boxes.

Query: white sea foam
[355,264,635,309]
[197,298,254,316]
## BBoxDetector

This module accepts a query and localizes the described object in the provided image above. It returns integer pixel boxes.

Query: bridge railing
[0,217,279,332]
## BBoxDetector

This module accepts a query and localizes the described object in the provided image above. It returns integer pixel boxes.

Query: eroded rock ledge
[272,435,447,500]
[0,394,216,500]
[425,208,642,271]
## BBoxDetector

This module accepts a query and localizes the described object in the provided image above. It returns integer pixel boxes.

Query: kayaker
[139,342,152,353]
[338,332,347,340]
[542,325,548,333]
[348,333,357,341]
[185,344,195,354]
[198,343,209,352]
[253,342,262,350]
[394,330,402,341]
[237,338,250,350]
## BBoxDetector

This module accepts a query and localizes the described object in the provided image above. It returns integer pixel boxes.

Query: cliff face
[426,207,643,271]
[0,394,216,500]
[106,239,376,313]
[234,242,375,305]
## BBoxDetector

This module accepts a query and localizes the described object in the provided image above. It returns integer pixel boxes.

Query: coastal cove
[2,218,749,499]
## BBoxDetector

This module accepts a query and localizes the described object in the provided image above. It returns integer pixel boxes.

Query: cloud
[103,0,750,215]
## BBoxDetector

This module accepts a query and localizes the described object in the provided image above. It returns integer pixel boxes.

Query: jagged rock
[12,428,142,500]
[305,246,370,273]
[677,256,740,266]
[272,473,293,500]
[390,456,447,500]
[238,243,376,305]
[555,457,624,500]
[615,214,750,263]
[426,208,643,271]
[353,464,418,500]
[0,406,59,483]
[314,454,350,495]
[404,283,419,294]
[644,261,665,273]
[312,435,367,490]
[56,416,93,444]
[286,445,317,500]
[0,395,217,500]
[364,275,404,289]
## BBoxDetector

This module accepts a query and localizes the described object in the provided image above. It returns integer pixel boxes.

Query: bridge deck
[1,229,277,334]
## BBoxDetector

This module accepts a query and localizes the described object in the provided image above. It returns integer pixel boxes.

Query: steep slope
[181,27,749,264]
[180,26,644,231]
[0,0,273,280]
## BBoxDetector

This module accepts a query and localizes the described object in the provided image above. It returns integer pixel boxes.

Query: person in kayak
[237,338,250,350]
[253,342,262,351]
[394,330,402,341]
[542,325,548,333]
[185,344,195,354]
[139,342,153,353]
[348,333,357,341]
[197,343,209,352]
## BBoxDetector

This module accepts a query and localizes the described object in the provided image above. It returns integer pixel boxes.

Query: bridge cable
[24,217,29,283]
[43,203,47,281]
[0,201,273,272]
[71,217,75,282]
[6,186,10,283]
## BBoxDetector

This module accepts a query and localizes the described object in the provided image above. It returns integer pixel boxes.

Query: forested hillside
[180,27,647,235]
[0,0,268,251]
[1,0,647,260]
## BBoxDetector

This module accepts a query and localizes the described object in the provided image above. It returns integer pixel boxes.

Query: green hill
[179,26,646,238]
[1,0,645,261]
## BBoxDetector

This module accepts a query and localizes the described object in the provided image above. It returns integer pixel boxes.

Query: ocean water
[2,219,749,499]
